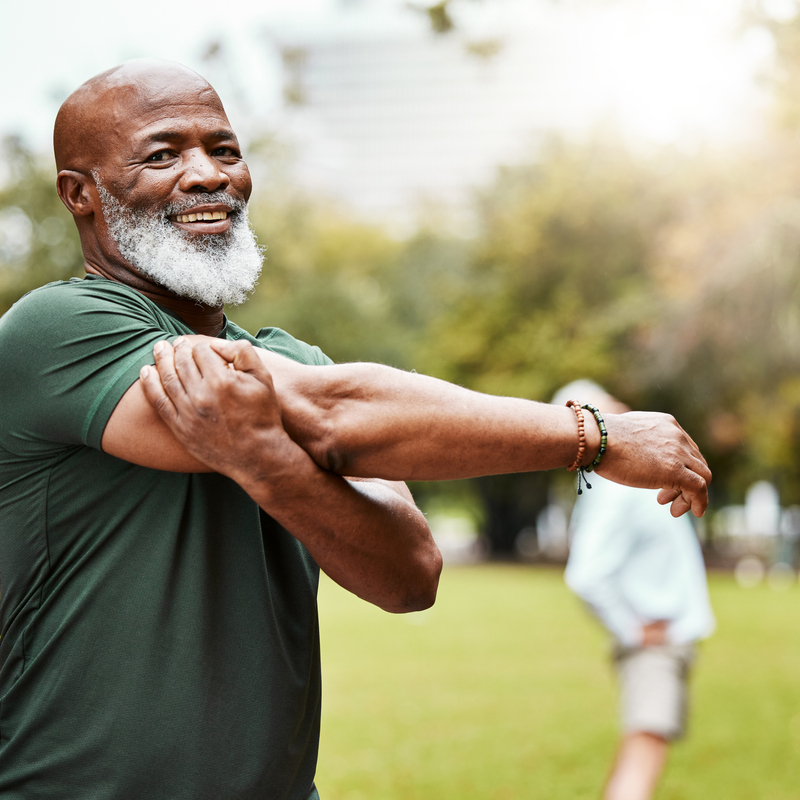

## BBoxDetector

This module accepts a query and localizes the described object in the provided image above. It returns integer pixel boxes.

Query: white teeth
[175,211,229,223]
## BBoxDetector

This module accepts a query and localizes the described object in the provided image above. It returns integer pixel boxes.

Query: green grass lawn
[316,564,800,800]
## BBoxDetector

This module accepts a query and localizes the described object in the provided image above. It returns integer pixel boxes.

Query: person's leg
[603,731,668,800]
[607,643,695,800]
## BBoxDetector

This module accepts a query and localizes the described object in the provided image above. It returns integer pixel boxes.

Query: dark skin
[53,61,711,610]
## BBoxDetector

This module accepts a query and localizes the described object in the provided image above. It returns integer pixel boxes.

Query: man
[0,59,710,800]
[558,381,715,800]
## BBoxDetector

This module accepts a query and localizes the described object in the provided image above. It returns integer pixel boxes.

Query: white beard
[95,183,263,307]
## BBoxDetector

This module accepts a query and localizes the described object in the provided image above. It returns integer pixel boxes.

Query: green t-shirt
[0,275,332,800]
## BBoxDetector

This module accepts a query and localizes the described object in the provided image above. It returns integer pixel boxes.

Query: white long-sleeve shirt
[564,474,715,648]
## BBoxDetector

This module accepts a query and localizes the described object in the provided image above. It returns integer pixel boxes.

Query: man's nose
[178,149,231,193]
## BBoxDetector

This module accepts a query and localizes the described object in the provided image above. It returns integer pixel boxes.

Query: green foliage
[316,565,800,799]
[230,195,471,369]
[0,137,84,314]
[416,138,674,403]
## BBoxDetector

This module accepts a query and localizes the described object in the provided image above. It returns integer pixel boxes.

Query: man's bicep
[102,378,212,473]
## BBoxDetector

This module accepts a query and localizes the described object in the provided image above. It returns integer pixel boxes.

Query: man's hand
[598,412,711,518]
[139,337,297,485]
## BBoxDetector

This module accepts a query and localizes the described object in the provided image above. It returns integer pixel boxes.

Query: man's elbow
[290,411,352,476]
[382,545,443,614]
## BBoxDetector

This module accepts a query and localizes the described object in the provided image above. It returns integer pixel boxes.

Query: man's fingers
[205,339,275,387]
[659,488,697,519]
[657,464,710,518]
[172,337,206,391]
[657,488,680,506]
[205,338,243,365]
[140,362,178,424]
[207,339,261,372]
[231,342,268,375]
[192,341,274,391]
[151,340,198,416]
[669,493,693,518]
[192,340,241,380]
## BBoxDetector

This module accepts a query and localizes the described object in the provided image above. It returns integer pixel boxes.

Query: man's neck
[84,263,226,337]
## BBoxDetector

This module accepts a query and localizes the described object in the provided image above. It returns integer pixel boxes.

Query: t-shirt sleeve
[254,327,334,366]
[0,282,179,454]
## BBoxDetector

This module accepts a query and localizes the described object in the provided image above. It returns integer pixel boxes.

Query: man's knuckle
[153,396,174,418]
[160,371,179,389]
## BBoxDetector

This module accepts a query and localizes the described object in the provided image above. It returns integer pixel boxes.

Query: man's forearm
[256,350,710,517]
[270,359,586,480]
[240,447,442,614]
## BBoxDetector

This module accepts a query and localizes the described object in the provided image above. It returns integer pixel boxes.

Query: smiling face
[98,74,253,232]
[55,60,262,308]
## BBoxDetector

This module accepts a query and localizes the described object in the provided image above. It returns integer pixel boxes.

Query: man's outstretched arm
[136,337,710,518]
[238,339,708,517]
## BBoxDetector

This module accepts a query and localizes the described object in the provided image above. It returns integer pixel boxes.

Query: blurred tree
[417,137,673,399]
[410,137,682,554]
[636,145,800,507]
[0,137,84,315]
[230,193,471,369]
[753,0,800,129]
[406,0,456,34]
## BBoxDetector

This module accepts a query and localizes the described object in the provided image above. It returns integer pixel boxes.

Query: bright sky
[1,0,793,154]
[1,0,327,151]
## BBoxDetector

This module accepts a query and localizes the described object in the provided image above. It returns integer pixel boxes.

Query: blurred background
[4,1,800,796]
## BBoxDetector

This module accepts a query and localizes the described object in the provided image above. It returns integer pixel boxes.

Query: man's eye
[212,147,238,158]
[147,151,172,162]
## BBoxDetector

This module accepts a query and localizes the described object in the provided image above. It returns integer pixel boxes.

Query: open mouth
[174,211,229,223]
[169,207,233,234]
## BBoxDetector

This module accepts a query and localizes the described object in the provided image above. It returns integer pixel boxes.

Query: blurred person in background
[555,380,715,800]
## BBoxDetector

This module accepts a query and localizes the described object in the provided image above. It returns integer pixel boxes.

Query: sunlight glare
[566,0,773,145]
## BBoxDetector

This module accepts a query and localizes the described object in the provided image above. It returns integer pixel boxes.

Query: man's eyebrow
[140,129,238,145]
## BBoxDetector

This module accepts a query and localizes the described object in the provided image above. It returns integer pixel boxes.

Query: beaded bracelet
[565,401,609,495]
[580,403,608,473]
[565,400,586,473]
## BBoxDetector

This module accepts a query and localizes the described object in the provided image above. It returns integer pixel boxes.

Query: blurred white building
[262,0,769,230]
[267,12,574,228]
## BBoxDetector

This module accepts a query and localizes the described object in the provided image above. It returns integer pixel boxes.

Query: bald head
[52,59,255,306]
[54,59,222,174]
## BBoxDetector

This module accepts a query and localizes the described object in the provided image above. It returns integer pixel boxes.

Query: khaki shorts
[612,643,696,741]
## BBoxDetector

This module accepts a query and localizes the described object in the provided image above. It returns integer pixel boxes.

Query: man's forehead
[121,97,236,144]
[108,78,230,130]
[54,60,234,170]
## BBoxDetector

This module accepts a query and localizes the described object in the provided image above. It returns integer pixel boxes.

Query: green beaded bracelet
[580,403,608,473]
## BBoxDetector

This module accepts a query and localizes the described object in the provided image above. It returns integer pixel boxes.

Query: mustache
[161,192,248,218]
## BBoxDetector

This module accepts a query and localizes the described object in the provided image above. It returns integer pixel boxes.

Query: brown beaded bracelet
[565,400,586,472]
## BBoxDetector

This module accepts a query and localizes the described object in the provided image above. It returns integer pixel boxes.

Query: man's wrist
[235,431,323,507]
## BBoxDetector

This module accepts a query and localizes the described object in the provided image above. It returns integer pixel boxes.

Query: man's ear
[56,170,96,216]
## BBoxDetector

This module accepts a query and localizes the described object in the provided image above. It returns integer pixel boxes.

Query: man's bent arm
[106,340,441,613]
